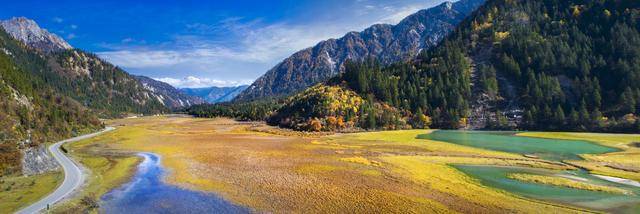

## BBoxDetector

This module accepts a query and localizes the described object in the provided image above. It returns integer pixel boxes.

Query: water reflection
[100,153,249,214]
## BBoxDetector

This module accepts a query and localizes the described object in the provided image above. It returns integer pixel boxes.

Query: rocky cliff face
[134,75,206,109]
[21,144,59,175]
[0,17,72,53]
[235,0,485,101]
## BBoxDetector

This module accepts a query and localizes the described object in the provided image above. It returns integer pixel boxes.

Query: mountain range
[1,17,203,112]
[180,85,249,103]
[235,0,486,101]
[134,75,206,108]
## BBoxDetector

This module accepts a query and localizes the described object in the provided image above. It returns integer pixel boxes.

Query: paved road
[17,127,115,214]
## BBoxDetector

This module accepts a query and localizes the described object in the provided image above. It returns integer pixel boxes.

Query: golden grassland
[57,116,639,213]
[518,132,640,181]
[0,171,62,212]
[507,173,631,195]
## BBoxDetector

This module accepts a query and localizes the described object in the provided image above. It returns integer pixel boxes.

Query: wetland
[54,116,640,213]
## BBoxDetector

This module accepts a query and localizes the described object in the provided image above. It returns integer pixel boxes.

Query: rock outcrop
[0,17,72,53]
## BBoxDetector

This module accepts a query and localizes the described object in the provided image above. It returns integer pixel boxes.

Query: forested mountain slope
[0,29,102,174]
[235,0,486,101]
[45,50,167,117]
[0,17,173,117]
[269,0,640,133]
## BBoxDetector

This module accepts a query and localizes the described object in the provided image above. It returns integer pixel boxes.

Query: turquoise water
[420,130,639,212]
[100,153,249,213]
[455,165,640,213]
[419,130,619,161]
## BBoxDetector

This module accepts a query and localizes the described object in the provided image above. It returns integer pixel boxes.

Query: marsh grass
[506,173,631,195]
[340,156,382,166]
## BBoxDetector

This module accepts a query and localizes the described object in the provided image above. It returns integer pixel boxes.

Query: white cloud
[97,21,346,72]
[121,37,134,43]
[70,24,78,29]
[96,1,447,83]
[66,33,77,39]
[155,76,251,88]
[98,50,186,68]
[53,17,63,23]
[378,5,425,24]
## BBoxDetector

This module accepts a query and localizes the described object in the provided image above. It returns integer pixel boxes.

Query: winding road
[17,127,115,214]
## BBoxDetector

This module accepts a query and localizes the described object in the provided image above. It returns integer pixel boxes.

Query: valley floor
[53,115,639,213]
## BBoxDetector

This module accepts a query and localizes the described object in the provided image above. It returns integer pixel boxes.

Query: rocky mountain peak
[0,17,72,53]
[235,0,486,101]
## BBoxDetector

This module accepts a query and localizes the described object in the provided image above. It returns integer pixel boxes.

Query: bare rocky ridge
[0,17,72,53]
[235,0,486,101]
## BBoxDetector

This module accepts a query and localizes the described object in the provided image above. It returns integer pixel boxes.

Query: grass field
[0,171,62,212]
[55,116,638,213]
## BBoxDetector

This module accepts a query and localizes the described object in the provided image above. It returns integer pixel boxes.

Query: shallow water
[419,130,619,161]
[422,131,640,212]
[455,165,640,212]
[100,153,249,214]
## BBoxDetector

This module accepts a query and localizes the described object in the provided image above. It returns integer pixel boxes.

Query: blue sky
[3,0,448,88]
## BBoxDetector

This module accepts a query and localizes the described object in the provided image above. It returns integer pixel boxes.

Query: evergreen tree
[554,105,566,126]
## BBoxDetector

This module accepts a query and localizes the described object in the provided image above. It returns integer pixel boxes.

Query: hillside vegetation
[269,0,640,132]
[0,29,102,174]
[46,50,167,117]
[269,84,414,131]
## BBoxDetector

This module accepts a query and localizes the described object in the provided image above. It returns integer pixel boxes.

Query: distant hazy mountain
[235,0,485,101]
[0,17,72,53]
[134,76,206,109]
[181,85,249,103]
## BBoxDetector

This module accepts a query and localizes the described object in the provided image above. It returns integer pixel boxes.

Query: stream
[100,153,249,214]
